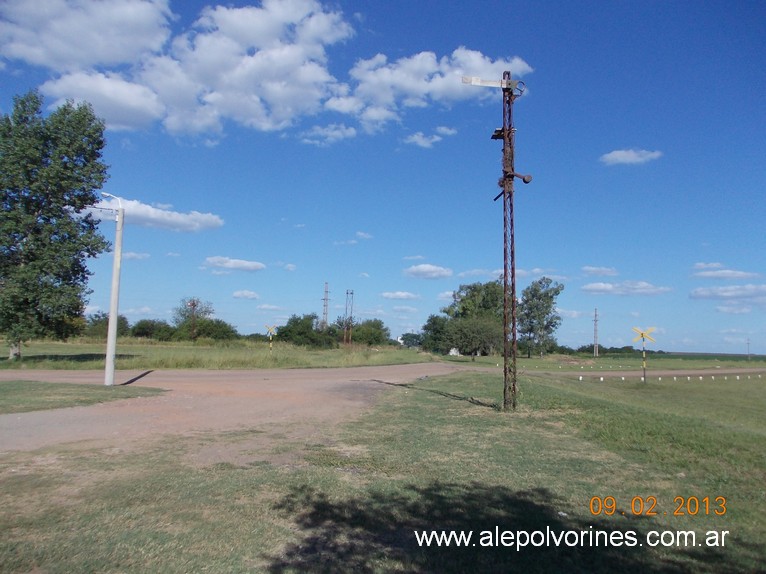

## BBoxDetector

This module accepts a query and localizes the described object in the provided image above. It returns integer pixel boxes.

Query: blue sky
[1,0,764,353]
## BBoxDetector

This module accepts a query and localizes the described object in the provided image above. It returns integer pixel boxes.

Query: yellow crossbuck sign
[632,327,656,343]
[266,325,276,354]
[632,327,656,382]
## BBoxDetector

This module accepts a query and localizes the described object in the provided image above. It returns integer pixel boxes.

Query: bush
[84,312,130,339]
[131,319,175,341]
[277,314,337,348]
[173,318,239,341]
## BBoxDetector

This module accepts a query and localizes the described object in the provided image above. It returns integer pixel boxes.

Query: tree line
[416,277,565,359]
[82,297,239,342]
[81,306,393,349]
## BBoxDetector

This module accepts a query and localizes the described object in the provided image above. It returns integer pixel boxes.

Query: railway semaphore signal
[463,71,532,411]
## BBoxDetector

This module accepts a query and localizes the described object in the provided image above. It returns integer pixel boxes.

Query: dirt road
[0,363,472,453]
[2,363,763,454]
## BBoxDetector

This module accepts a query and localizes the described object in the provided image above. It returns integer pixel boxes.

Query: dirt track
[0,363,473,453]
[1,364,763,455]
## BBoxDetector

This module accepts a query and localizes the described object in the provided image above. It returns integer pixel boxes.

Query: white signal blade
[463,76,499,87]
[462,76,518,89]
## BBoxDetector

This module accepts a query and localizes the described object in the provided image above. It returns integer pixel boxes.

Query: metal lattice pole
[464,71,531,411]
[502,78,517,411]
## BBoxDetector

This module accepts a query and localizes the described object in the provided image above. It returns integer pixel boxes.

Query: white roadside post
[102,192,124,386]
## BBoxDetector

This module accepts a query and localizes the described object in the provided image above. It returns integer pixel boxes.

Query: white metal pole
[104,204,124,386]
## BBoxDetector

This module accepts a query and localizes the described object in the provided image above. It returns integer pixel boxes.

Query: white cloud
[98,198,223,232]
[205,256,266,272]
[437,291,454,301]
[404,263,453,279]
[42,71,165,130]
[1,3,531,140]
[716,305,751,314]
[690,284,766,300]
[691,263,758,280]
[123,252,150,260]
[349,47,531,131]
[403,255,425,261]
[301,123,356,146]
[404,125,458,148]
[0,0,172,71]
[582,266,618,276]
[582,281,672,296]
[693,269,759,279]
[233,290,260,299]
[333,230,371,244]
[436,126,457,136]
[599,149,662,165]
[257,304,282,310]
[381,291,419,300]
[283,263,297,272]
[404,132,442,148]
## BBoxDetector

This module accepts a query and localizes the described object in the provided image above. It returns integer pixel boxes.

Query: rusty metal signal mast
[463,71,532,411]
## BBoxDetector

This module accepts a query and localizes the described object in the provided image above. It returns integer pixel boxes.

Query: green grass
[0,339,434,370]
[0,380,165,414]
[0,371,764,572]
[444,352,766,373]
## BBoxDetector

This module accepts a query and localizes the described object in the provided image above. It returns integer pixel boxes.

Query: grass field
[3,339,764,374]
[0,339,435,370]
[0,380,164,414]
[1,366,764,572]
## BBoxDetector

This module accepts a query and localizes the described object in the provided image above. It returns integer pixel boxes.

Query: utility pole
[102,192,124,387]
[463,72,532,411]
[344,290,354,344]
[321,282,330,330]
[593,308,599,358]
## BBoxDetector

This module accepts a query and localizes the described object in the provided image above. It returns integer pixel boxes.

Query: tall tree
[277,313,336,348]
[442,280,503,320]
[420,314,451,354]
[171,297,215,342]
[517,277,564,358]
[447,315,503,360]
[171,297,214,326]
[0,91,109,359]
[352,319,391,346]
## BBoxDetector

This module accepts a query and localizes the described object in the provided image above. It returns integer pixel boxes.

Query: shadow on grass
[5,353,137,364]
[372,379,500,410]
[266,482,735,574]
